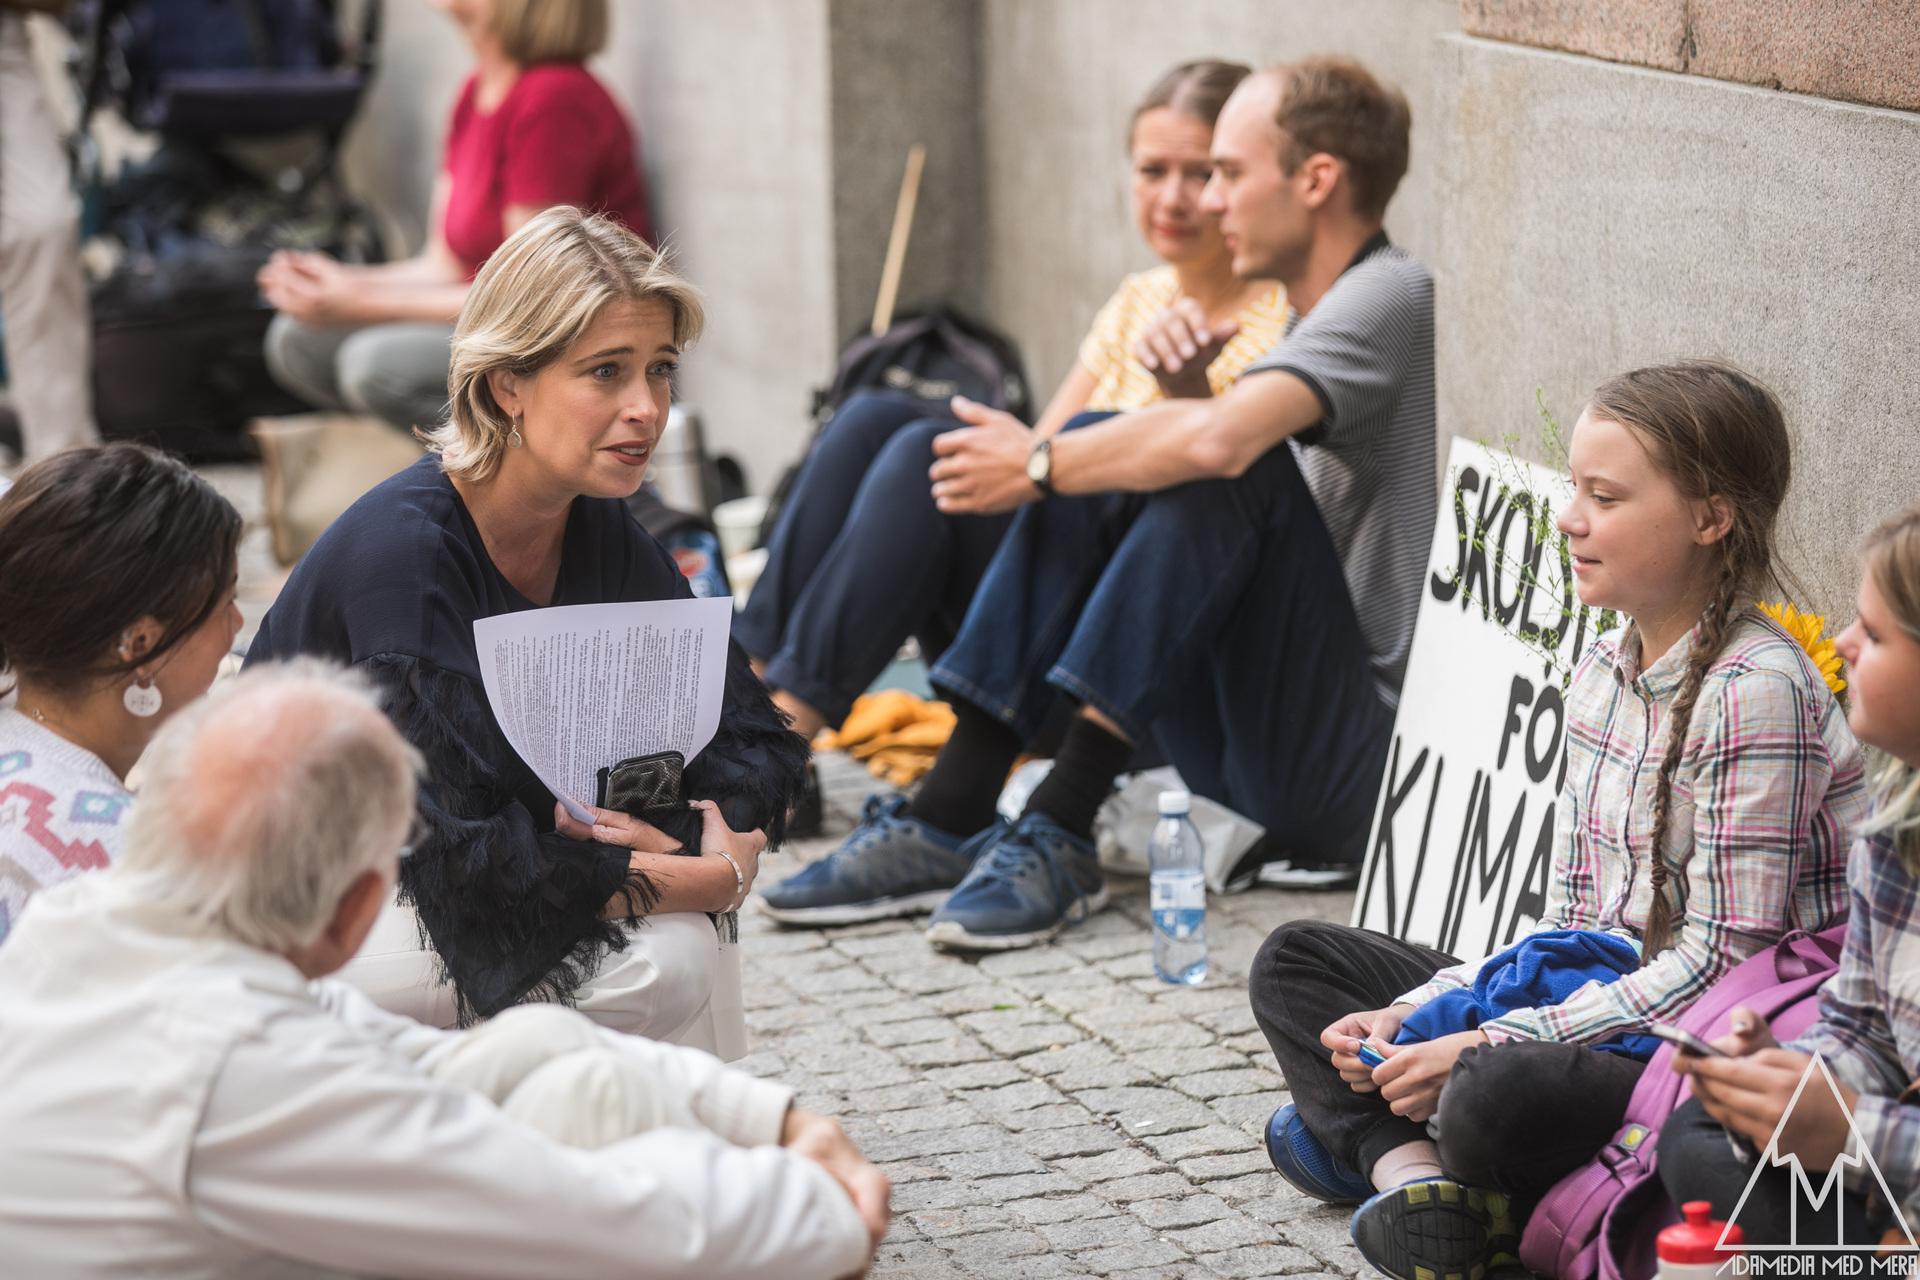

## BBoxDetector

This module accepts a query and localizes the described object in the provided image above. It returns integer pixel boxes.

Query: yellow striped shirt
[1076,265,1289,412]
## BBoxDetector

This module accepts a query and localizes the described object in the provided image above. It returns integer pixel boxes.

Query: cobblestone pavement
[200,461,1372,1279]
[746,753,1368,1280]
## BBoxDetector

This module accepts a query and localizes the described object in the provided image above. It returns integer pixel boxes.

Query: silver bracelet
[712,847,746,910]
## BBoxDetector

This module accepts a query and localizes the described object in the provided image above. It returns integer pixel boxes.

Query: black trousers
[1659,1097,1877,1245]
[1250,920,1647,1206]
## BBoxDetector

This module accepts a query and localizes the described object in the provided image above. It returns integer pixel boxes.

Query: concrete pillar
[609,0,986,489]
[827,0,987,338]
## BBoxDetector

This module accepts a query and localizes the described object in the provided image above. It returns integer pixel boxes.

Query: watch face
[1026,444,1049,483]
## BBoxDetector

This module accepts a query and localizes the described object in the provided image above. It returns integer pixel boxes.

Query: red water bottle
[1658,1201,1744,1277]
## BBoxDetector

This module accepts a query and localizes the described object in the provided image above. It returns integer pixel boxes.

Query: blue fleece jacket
[1395,929,1662,1059]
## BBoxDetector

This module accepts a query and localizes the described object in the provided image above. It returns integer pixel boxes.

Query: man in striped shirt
[760,56,1436,949]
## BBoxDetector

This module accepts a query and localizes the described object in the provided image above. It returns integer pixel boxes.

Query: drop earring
[123,677,163,718]
[507,415,525,449]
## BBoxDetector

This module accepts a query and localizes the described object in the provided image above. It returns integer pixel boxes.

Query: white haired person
[248,208,807,1048]
[0,661,886,1278]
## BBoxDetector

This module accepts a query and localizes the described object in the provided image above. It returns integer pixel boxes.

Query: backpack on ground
[1518,925,1847,1279]
[811,306,1031,426]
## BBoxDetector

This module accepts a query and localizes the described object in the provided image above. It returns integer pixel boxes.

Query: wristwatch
[1026,437,1055,497]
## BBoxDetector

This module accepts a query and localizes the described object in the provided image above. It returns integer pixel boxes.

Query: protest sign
[1353,439,1615,958]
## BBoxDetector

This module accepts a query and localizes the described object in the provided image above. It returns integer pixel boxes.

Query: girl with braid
[1246,361,1868,1279]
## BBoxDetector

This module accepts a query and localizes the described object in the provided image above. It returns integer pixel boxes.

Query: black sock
[907,698,1022,837]
[1022,714,1133,840]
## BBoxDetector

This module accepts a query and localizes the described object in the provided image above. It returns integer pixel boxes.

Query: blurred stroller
[65,0,386,457]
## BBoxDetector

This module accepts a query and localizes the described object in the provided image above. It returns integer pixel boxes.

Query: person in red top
[259,0,651,434]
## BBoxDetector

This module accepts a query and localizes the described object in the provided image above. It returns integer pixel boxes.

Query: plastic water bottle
[1150,789,1207,985]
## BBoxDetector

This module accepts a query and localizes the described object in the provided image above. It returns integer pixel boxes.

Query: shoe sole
[1266,1109,1367,1205]
[922,885,1111,951]
[1350,1181,1517,1280]
[754,889,952,926]
[1256,866,1361,890]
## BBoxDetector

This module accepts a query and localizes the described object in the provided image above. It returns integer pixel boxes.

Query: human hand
[258,251,363,324]
[1321,1004,1412,1093]
[1131,297,1237,400]
[1370,1029,1488,1123]
[259,250,337,290]
[1680,1048,1858,1171]
[554,800,680,855]
[929,396,1041,515]
[1713,1006,1782,1057]
[782,1108,891,1268]
[690,798,766,907]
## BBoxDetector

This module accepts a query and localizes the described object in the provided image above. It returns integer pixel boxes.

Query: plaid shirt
[1793,831,1920,1224]
[1399,610,1866,1045]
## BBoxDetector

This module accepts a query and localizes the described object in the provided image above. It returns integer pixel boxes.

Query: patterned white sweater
[0,709,131,945]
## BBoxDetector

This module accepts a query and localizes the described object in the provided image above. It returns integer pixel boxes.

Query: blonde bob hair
[492,0,607,65]
[427,206,703,481]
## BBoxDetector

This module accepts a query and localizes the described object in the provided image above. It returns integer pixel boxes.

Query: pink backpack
[1519,925,1847,1279]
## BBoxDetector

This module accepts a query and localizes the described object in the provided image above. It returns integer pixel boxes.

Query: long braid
[1587,362,1792,962]
[1639,560,1744,959]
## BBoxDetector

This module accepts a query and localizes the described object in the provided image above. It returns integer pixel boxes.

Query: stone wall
[1460,0,1920,112]
[1429,33,1920,618]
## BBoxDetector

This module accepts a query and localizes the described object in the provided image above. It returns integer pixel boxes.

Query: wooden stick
[871,143,926,336]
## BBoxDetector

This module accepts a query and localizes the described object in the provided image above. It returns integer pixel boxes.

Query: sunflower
[1757,600,1847,696]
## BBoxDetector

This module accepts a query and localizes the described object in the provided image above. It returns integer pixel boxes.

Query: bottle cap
[1657,1201,1743,1264]
[1158,789,1191,815]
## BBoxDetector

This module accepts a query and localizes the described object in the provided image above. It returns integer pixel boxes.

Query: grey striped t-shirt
[1244,242,1436,706]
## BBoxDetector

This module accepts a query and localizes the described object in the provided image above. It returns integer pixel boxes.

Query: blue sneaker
[1265,1103,1371,1205]
[758,794,978,926]
[1348,1178,1518,1280]
[923,812,1107,950]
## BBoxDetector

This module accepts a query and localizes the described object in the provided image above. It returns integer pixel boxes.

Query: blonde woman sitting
[248,208,806,1053]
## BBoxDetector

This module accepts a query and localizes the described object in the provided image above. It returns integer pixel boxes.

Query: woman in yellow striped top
[737,59,1287,749]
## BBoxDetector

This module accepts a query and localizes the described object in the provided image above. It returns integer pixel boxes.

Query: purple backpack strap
[1519,925,1846,1278]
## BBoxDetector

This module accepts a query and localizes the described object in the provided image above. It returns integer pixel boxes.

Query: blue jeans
[930,416,1392,864]
[735,390,1016,727]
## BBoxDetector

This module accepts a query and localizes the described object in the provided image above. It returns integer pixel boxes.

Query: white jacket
[0,874,869,1279]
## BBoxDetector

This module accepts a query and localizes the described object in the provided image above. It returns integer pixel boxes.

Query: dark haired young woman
[0,443,243,944]
[1248,363,1868,1277]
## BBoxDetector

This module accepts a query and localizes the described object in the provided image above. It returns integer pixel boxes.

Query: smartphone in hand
[1356,1041,1389,1069]
[1650,1022,1730,1058]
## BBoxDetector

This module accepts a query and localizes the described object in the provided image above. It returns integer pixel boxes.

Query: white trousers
[0,16,95,460]
[423,1004,714,1148]
[340,891,748,1060]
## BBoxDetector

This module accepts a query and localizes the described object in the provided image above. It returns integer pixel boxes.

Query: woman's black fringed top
[247,456,807,1023]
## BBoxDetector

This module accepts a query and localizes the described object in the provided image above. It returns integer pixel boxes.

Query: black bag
[812,306,1030,424]
[757,305,1032,544]
[88,238,307,460]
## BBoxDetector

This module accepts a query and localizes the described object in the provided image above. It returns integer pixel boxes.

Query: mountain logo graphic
[1720,1052,1917,1251]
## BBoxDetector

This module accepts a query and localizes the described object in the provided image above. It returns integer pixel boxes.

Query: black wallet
[594,750,686,818]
